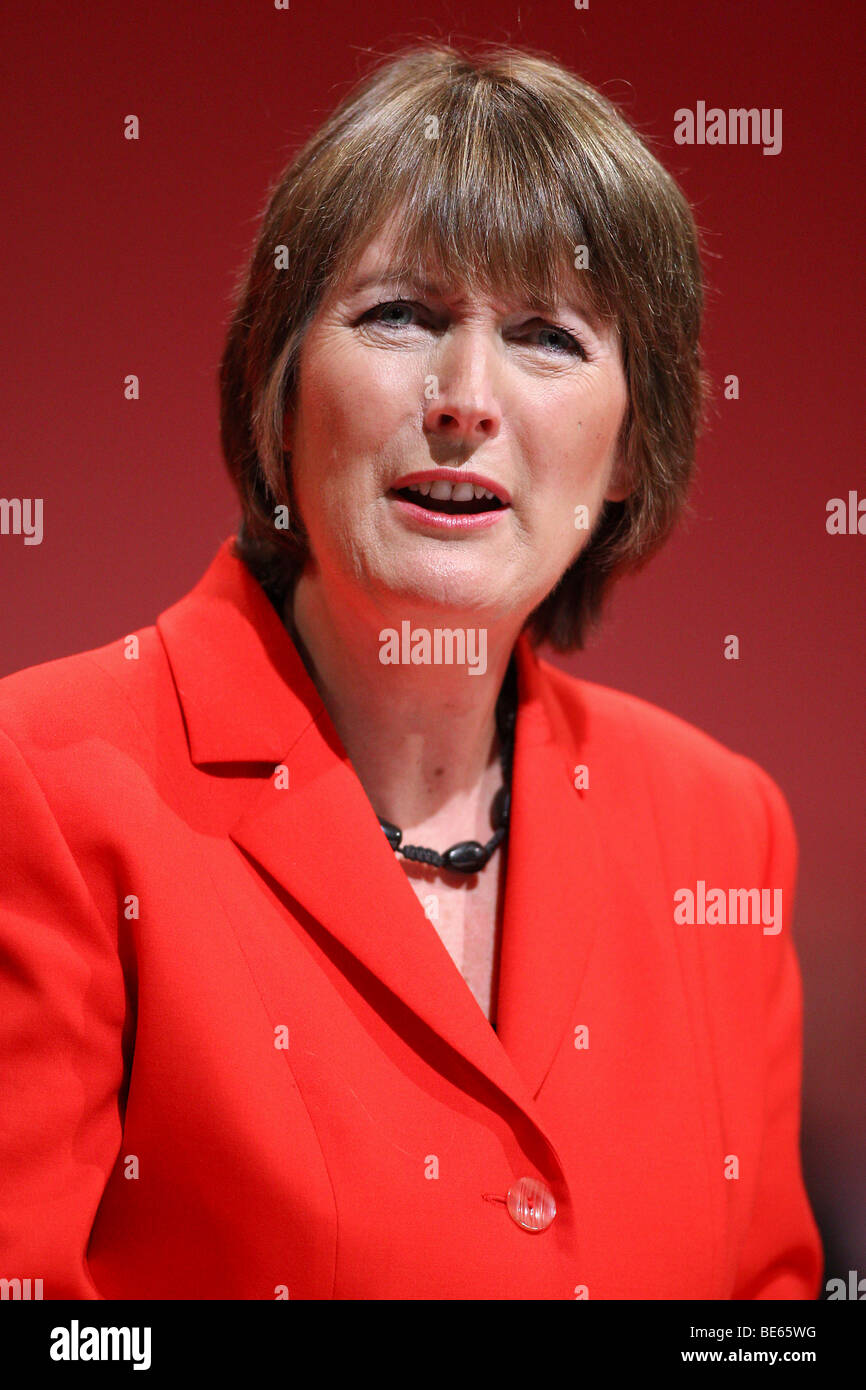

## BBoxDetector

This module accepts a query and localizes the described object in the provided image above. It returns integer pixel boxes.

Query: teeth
[451,482,476,502]
[405,480,498,502]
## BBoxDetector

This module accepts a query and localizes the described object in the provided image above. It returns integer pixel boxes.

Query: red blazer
[0,537,822,1300]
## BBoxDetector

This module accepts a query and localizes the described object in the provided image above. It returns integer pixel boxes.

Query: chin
[376,578,491,618]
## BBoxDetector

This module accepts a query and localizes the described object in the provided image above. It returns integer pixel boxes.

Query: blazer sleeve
[730,764,823,1299]
[0,724,127,1299]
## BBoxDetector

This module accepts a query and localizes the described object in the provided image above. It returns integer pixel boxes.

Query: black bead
[443,840,489,873]
[379,818,402,851]
[491,785,510,829]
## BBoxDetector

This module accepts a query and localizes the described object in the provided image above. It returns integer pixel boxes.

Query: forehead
[327,212,609,329]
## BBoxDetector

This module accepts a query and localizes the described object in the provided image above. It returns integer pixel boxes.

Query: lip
[387,492,508,531]
[389,469,512,508]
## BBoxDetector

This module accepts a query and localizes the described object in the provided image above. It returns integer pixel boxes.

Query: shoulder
[0,626,170,772]
[0,628,186,914]
[537,655,796,864]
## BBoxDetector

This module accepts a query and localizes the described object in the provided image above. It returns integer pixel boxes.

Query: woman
[0,42,821,1299]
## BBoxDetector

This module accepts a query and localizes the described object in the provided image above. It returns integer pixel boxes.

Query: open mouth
[389,487,506,516]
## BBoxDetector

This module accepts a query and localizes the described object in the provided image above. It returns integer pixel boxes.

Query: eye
[358,301,589,358]
[520,320,589,358]
[361,299,425,327]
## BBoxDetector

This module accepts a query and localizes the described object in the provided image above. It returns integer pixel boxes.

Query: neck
[283,568,525,836]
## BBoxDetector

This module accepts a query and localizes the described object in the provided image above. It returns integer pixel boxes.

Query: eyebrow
[343,269,603,328]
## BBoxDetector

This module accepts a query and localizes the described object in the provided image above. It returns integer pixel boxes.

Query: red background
[2,0,863,1291]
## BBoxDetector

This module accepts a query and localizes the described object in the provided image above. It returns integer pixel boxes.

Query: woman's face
[284,216,630,631]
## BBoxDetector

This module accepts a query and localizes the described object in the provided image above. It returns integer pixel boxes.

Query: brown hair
[219,41,711,651]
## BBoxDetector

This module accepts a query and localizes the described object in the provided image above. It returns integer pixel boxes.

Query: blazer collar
[157,537,605,1171]
[157,536,326,766]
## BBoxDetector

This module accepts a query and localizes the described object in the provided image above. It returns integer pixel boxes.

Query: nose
[422,327,502,447]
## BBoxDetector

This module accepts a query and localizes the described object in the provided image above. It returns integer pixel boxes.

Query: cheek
[542,383,626,489]
[524,409,625,548]
[303,339,411,449]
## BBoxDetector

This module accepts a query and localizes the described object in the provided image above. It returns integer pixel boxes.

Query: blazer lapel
[158,538,603,1168]
[495,637,605,1099]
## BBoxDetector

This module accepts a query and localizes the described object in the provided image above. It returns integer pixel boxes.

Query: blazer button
[506,1176,557,1232]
